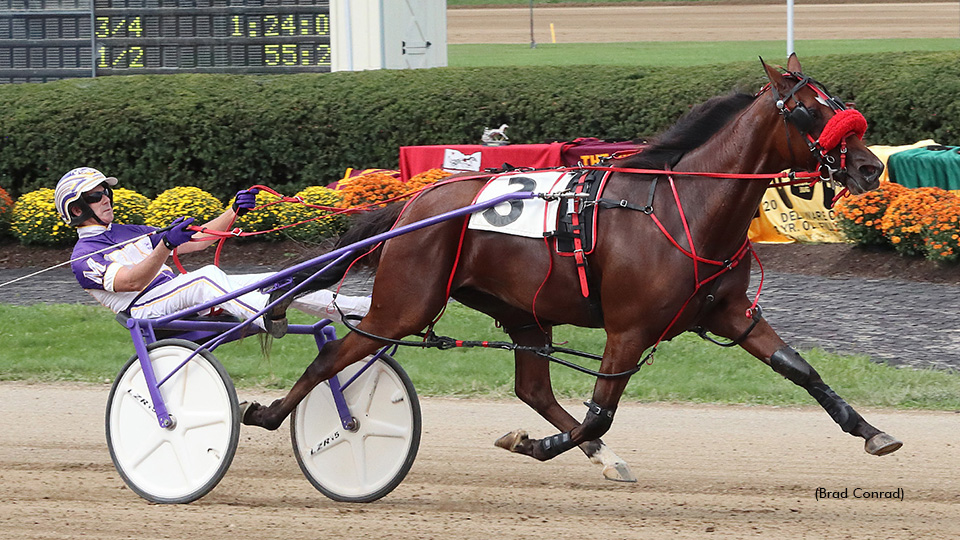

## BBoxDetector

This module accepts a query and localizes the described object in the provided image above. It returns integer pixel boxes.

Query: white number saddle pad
[467,170,574,238]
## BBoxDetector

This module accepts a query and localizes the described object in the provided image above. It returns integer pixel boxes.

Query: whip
[0,223,176,290]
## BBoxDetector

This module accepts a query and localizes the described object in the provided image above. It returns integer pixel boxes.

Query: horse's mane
[617,92,756,170]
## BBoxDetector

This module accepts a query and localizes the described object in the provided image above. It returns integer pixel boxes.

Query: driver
[54,167,369,327]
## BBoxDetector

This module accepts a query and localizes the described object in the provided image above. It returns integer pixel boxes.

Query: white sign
[443,149,482,172]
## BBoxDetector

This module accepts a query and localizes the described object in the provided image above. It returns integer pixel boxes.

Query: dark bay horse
[242,55,902,481]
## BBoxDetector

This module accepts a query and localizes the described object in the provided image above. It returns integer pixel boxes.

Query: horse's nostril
[859,163,883,185]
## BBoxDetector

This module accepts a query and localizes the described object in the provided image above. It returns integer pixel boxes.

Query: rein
[169,183,435,273]
[581,165,820,185]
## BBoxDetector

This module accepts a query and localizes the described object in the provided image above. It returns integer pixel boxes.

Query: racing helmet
[54,167,118,226]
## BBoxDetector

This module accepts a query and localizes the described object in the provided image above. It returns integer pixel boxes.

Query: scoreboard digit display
[0,0,332,83]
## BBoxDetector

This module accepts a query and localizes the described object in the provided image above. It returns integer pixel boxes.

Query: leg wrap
[582,400,616,440]
[770,346,860,434]
[769,346,813,386]
[538,431,577,460]
[807,382,861,434]
[536,402,616,460]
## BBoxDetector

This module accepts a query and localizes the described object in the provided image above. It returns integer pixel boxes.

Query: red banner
[399,143,564,181]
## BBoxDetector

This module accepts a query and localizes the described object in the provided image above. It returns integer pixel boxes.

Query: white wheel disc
[291,354,420,502]
[106,339,239,504]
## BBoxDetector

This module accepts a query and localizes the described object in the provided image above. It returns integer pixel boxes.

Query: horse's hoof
[495,430,528,453]
[238,400,257,425]
[602,461,638,483]
[865,432,903,456]
[265,317,288,338]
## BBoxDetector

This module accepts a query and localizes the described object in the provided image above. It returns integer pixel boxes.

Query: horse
[241,54,902,483]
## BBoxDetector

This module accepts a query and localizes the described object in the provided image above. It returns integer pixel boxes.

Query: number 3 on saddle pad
[467,170,573,238]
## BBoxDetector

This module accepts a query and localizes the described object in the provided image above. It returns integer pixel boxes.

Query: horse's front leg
[497,331,639,463]
[494,324,636,482]
[701,297,902,456]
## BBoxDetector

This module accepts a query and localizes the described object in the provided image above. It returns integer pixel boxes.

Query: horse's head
[761,54,883,195]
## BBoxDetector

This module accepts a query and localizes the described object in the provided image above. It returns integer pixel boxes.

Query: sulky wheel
[105,339,240,504]
[290,353,421,503]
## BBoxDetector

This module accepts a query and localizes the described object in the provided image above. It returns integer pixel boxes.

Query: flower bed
[835,182,909,247]
[145,186,224,229]
[5,169,451,247]
[0,186,13,239]
[11,188,72,246]
[837,182,960,262]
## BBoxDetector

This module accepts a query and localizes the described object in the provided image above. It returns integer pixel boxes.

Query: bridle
[759,71,868,188]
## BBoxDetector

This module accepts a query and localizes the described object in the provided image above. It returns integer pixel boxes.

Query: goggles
[82,185,113,204]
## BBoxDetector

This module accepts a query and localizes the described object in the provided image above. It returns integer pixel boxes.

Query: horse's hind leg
[701,297,902,456]
[241,332,384,430]
[494,323,637,482]
[492,329,642,463]
[243,287,450,431]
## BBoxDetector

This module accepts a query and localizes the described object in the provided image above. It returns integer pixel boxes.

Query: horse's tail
[333,202,405,270]
[280,203,403,293]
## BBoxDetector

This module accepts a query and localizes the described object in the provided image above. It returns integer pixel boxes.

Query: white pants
[127,265,370,328]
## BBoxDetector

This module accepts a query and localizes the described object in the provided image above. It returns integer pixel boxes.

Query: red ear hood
[819,108,867,151]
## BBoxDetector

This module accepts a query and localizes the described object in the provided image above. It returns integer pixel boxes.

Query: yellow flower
[11,188,70,246]
[146,187,223,228]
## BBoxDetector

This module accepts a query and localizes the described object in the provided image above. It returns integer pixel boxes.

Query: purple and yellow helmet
[54,167,117,226]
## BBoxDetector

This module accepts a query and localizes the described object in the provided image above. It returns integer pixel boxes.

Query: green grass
[2,303,959,410]
[449,39,960,68]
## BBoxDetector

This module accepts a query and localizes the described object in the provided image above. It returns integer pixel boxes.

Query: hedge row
[0,51,957,200]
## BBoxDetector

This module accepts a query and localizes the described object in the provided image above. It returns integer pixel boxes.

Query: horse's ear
[786,53,802,74]
[760,57,792,96]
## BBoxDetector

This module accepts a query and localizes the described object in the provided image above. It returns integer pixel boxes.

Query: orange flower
[401,168,454,196]
[0,186,13,236]
[880,186,955,257]
[0,186,13,217]
[336,168,454,209]
[922,196,960,263]
[336,171,404,208]
[834,181,909,246]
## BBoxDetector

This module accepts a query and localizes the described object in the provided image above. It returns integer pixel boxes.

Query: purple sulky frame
[120,189,541,429]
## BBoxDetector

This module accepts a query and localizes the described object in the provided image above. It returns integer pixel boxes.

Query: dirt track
[2,382,958,540]
[447,3,960,44]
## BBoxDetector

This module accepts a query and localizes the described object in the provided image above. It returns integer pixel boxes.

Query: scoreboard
[0,0,445,83]
[0,0,333,82]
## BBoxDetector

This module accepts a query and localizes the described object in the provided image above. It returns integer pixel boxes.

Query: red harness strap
[640,172,759,357]
[569,173,591,297]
